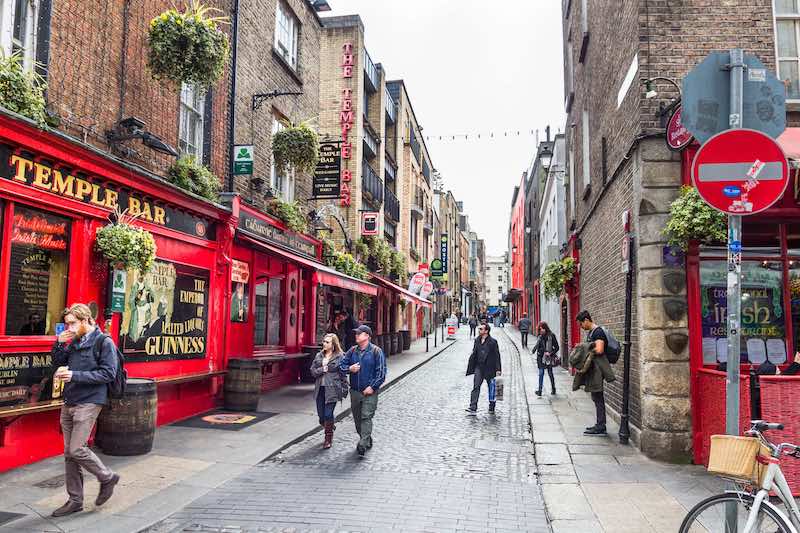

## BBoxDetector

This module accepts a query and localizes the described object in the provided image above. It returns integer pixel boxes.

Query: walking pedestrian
[50,303,120,517]
[468,314,478,337]
[500,309,506,328]
[576,310,612,435]
[465,322,502,414]
[339,325,386,457]
[310,333,347,449]
[533,321,559,397]
[518,313,532,348]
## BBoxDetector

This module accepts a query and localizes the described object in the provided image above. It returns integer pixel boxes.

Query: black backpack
[93,333,128,399]
[591,326,621,364]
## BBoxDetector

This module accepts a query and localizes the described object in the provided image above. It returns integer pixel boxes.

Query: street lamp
[539,146,554,172]
[641,77,682,126]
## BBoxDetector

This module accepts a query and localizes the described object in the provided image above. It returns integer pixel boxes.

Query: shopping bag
[495,376,504,401]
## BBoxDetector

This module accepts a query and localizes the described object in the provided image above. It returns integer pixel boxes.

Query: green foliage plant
[664,186,727,250]
[265,198,308,233]
[0,53,46,126]
[95,209,157,273]
[272,121,320,175]
[541,257,577,300]
[167,156,221,201]
[148,1,230,88]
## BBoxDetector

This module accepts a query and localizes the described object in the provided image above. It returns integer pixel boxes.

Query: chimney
[546,125,551,142]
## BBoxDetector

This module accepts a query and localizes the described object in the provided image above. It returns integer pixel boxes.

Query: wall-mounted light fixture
[106,117,179,157]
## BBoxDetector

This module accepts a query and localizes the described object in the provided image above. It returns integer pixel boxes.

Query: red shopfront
[0,113,229,472]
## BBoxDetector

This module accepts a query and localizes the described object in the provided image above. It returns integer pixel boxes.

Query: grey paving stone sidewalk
[144,328,550,533]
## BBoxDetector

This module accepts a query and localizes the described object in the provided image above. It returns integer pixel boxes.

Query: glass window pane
[776,0,799,14]
[7,206,70,336]
[789,261,800,359]
[778,20,798,57]
[742,221,781,256]
[267,278,282,345]
[253,281,268,345]
[780,60,800,99]
[700,260,787,365]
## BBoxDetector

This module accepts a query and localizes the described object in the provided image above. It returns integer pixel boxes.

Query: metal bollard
[426,331,429,352]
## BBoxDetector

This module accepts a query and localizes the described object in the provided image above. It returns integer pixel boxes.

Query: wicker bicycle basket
[707,435,769,483]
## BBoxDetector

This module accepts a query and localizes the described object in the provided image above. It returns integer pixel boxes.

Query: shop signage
[440,234,449,273]
[692,129,789,215]
[120,260,209,362]
[665,104,693,151]
[0,351,54,407]
[233,145,254,175]
[313,141,342,198]
[231,259,250,283]
[339,42,354,207]
[418,263,430,276]
[408,272,426,294]
[11,211,68,250]
[110,269,127,312]
[0,146,215,240]
[238,211,317,259]
[230,259,250,323]
[430,258,443,279]
[420,281,434,300]
[361,211,379,235]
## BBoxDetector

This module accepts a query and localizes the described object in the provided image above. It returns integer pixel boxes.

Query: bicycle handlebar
[750,420,784,432]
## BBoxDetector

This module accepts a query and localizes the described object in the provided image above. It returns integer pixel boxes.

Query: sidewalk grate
[0,511,26,526]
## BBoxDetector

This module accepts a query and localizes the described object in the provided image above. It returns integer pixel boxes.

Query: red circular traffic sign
[691,128,789,215]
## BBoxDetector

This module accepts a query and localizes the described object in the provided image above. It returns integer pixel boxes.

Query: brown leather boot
[323,421,334,449]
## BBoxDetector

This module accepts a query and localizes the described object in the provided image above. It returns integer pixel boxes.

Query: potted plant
[265,198,308,233]
[664,185,727,250]
[167,156,221,202]
[95,210,157,273]
[0,53,47,126]
[541,257,577,300]
[272,120,320,175]
[147,1,230,88]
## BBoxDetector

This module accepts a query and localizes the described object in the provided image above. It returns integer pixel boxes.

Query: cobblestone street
[147,329,549,532]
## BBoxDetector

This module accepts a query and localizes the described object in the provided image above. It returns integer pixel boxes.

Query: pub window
[270,114,295,202]
[253,277,283,346]
[274,1,299,69]
[776,1,800,100]
[0,0,38,69]
[179,83,205,160]
[6,205,70,336]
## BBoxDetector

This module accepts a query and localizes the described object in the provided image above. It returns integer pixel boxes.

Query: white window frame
[274,1,299,69]
[270,115,295,202]
[0,0,38,69]
[774,2,800,102]
[179,83,205,161]
[581,109,590,189]
[568,126,576,215]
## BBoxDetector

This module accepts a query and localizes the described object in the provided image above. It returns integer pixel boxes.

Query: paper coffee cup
[52,366,68,399]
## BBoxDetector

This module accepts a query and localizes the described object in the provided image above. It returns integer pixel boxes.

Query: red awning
[778,128,800,160]
[371,275,432,308]
[239,236,378,296]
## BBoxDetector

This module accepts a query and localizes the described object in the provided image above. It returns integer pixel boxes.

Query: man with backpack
[576,310,620,436]
[50,303,122,517]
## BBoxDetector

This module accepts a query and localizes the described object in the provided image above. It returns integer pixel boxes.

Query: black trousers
[591,390,606,428]
[520,332,528,347]
[469,325,476,337]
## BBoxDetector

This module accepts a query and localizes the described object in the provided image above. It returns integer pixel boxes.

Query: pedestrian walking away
[517,313,532,348]
[574,310,616,435]
[339,325,387,457]
[310,333,348,449]
[468,314,478,337]
[465,322,502,414]
[50,303,121,517]
[533,321,559,397]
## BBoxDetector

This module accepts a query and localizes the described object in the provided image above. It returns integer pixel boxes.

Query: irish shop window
[0,0,37,69]
[179,83,205,160]
[275,1,299,69]
[777,1,800,99]
[253,277,283,346]
[270,115,295,202]
[700,260,787,366]
[6,206,70,337]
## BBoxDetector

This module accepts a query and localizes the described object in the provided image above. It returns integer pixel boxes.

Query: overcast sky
[323,0,566,256]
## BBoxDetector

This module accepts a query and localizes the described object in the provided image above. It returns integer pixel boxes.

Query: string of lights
[319,129,548,143]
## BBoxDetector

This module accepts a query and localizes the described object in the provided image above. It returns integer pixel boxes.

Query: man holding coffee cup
[50,303,120,517]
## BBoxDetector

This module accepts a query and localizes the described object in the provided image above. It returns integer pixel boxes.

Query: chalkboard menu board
[0,351,53,407]
[316,285,329,344]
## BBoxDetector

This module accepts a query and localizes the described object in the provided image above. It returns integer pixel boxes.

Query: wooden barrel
[224,358,262,411]
[96,378,157,456]
[400,330,411,350]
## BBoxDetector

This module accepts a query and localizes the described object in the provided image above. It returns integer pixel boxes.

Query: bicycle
[679,420,800,532]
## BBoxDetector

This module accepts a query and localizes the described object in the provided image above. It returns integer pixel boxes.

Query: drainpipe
[619,231,635,445]
[226,0,240,192]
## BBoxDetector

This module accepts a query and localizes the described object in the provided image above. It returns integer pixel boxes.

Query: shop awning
[371,274,432,308]
[778,128,800,160]
[503,288,522,302]
[239,235,378,296]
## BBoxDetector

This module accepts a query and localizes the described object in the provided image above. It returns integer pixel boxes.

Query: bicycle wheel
[679,492,792,532]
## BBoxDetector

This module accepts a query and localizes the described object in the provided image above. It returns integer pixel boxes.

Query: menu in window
[0,352,54,407]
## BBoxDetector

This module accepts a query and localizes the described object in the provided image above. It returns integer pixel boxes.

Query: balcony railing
[423,207,433,234]
[362,161,384,207]
[421,157,431,184]
[364,48,378,93]
[384,185,400,222]
[385,86,397,124]
[411,186,424,219]
[409,128,421,164]
[363,120,379,159]
[384,156,397,182]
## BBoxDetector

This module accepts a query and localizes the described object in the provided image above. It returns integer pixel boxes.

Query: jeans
[591,390,607,428]
[61,403,114,504]
[520,332,528,347]
[538,367,555,392]
[350,389,379,449]
[469,367,494,410]
[315,387,336,424]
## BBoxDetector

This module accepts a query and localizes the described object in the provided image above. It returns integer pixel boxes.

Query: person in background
[19,312,46,335]
[518,313,532,348]
[50,303,120,517]
[532,322,559,397]
[468,314,478,337]
[779,352,800,375]
[310,334,347,449]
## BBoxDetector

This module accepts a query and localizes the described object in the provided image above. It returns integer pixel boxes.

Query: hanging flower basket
[265,199,308,233]
[147,2,230,88]
[95,210,157,273]
[664,186,727,250]
[0,53,47,126]
[272,121,320,175]
[541,257,577,300]
[166,156,221,202]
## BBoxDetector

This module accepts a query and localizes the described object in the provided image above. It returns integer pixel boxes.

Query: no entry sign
[691,128,789,215]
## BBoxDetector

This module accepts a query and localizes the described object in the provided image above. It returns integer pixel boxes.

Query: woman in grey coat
[310,333,346,449]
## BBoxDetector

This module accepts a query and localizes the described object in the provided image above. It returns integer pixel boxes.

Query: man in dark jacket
[50,303,120,517]
[465,322,502,414]
[339,325,386,457]
[577,310,611,435]
[518,314,532,348]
